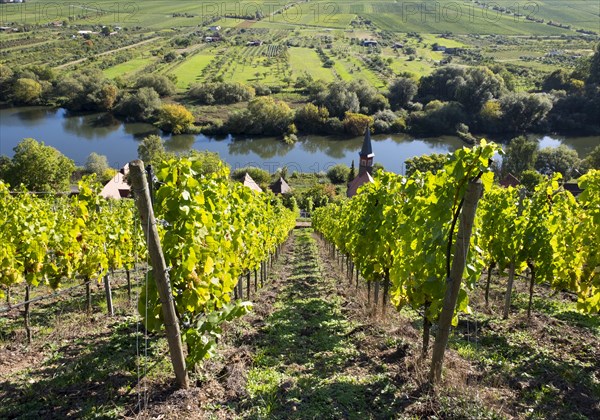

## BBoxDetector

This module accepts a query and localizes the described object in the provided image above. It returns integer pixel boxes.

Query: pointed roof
[346,171,374,198]
[100,163,131,199]
[269,177,291,194]
[242,172,263,193]
[360,126,374,158]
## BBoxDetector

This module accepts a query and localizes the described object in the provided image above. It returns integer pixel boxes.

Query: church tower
[347,125,375,198]
[358,126,374,176]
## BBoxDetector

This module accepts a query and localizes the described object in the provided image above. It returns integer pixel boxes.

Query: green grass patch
[288,47,335,82]
[103,57,155,79]
[168,52,215,89]
[240,230,402,419]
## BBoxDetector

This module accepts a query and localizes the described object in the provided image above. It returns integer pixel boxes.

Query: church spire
[358,125,374,175]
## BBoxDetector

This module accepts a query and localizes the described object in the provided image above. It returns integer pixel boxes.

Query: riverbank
[1,106,599,174]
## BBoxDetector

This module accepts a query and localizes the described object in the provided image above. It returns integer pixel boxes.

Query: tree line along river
[1,107,598,174]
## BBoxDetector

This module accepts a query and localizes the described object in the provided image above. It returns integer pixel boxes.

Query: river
[0,107,598,174]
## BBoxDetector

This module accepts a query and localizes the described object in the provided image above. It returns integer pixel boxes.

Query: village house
[270,177,291,195]
[100,164,131,199]
[361,40,378,47]
[242,173,263,193]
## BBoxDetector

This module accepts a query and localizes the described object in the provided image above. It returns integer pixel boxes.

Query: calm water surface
[1,107,598,174]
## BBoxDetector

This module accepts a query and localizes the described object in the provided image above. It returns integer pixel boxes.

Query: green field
[1,0,597,33]
[0,0,598,90]
[103,57,155,79]
[288,47,336,82]
[168,52,215,89]
[389,58,436,78]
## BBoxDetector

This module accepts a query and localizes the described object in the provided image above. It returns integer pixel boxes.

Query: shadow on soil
[0,321,163,419]
[243,232,405,419]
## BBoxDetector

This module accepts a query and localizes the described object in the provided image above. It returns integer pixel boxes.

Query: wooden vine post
[129,160,190,389]
[429,179,483,385]
[103,274,114,316]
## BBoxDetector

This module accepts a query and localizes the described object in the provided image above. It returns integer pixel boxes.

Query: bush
[54,68,119,112]
[13,78,42,104]
[4,138,75,191]
[294,103,329,133]
[324,117,345,134]
[327,164,351,184]
[138,134,169,167]
[409,101,466,136]
[535,145,581,179]
[405,153,447,177]
[156,103,195,134]
[252,83,271,96]
[342,112,374,136]
[227,96,294,136]
[114,87,162,122]
[84,152,109,177]
[135,74,176,97]
[184,150,225,175]
[520,169,544,192]
[300,184,336,209]
[188,82,255,104]
[387,77,418,110]
[373,109,405,133]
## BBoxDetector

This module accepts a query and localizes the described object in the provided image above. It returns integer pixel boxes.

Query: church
[346,126,375,198]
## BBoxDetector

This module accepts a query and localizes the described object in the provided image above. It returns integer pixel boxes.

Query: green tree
[227,97,294,135]
[184,150,224,175]
[114,87,162,122]
[84,152,109,176]
[0,64,14,101]
[387,77,418,110]
[542,69,571,92]
[13,78,42,104]
[348,160,356,183]
[54,68,119,111]
[0,155,11,181]
[188,82,254,105]
[342,112,373,136]
[348,80,389,114]
[138,134,167,167]
[409,100,466,136]
[584,145,600,170]
[136,74,176,97]
[502,136,539,177]
[156,104,195,134]
[6,138,75,191]
[294,103,329,133]
[520,169,544,192]
[327,164,351,184]
[315,81,360,118]
[499,92,553,133]
[418,66,505,112]
[404,153,447,176]
[535,145,581,180]
[587,42,600,85]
